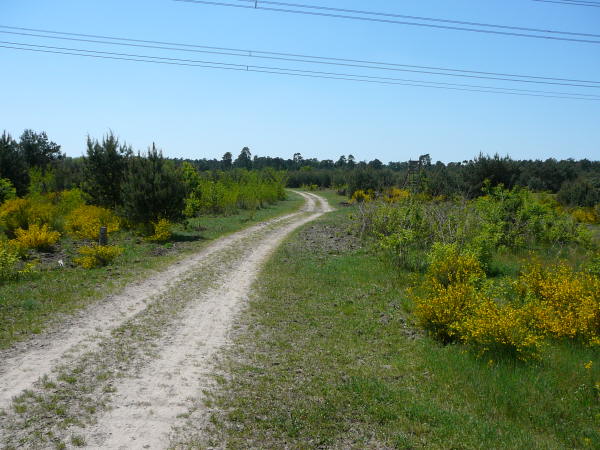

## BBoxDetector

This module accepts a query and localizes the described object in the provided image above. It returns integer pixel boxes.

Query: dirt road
[0,191,331,449]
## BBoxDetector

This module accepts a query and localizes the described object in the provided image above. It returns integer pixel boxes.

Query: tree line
[1,129,599,208]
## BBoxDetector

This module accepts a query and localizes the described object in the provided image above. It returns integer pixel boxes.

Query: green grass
[196,205,600,449]
[0,192,304,349]
[314,188,348,207]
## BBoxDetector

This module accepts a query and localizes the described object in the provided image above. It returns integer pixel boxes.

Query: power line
[2,41,599,101]
[194,0,600,37]
[173,0,600,44]
[1,25,599,89]
[532,0,600,7]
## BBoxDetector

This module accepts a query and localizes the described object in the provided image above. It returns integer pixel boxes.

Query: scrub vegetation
[194,190,599,449]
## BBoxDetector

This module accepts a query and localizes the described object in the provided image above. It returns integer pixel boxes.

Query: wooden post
[99,226,108,246]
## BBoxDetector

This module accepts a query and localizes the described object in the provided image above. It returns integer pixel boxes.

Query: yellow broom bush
[11,224,60,251]
[350,189,373,203]
[74,244,123,269]
[146,218,172,242]
[518,262,600,346]
[414,282,484,343]
[65,205,120,240]
[571,207,599,224]
[384,188,410,203]
[456,300,545,360]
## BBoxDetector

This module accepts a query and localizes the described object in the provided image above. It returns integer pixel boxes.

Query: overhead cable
[2,40,599,101]
[1,25,599,89]
[173,0,600,44]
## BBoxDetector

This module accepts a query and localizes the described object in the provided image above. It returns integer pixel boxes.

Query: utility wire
[2,41,599,101]
[532,0,600,7]
[2,25,599,89]
[191,0,600,37]
[173,0,600,44]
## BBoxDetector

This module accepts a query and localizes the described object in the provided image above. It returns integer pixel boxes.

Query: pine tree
[121,144,186,224]
[83,133,131,208]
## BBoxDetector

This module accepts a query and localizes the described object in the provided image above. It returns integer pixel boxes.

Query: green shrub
[74,244,123,269]
[0,241,34,284]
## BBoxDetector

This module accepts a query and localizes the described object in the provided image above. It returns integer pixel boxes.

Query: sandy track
[0,191,331,448]
[81,192,330,449]
[0,192,319,412]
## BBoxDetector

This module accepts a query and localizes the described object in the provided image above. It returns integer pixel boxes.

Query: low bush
[414,282,482,344]
[426,242,484,287]
[11,224,60,251]
[0,241,34,284]
[73,244,123,269]
[358,185,592,272]
[65,205,120,240]
[350,189,373,203]
[0,198,30,235]
[412,242,600,360]
[518,262,600,346]
[456,300,545,360]
[146,218,172,242]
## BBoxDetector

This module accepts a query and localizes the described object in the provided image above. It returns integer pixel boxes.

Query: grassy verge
[0,192,304,349]
[195,205,600,449]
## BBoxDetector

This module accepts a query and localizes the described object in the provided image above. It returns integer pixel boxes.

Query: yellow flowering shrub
[0,195,62,235]
[518,262,600,345]
[384,188,410,203]
[413,243,487,343]
[11,224,61,251]
[351,189,373,203]
[426,243,485,287]
[74,244,123,269]
[146,218,172,242]
[456,300,545,360]
[414,282,483,343]
[571,207,599,224]
[0,198,30,233]
[65,205,120,240]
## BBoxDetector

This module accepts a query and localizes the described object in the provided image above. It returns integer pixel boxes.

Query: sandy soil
[0,191,330,448]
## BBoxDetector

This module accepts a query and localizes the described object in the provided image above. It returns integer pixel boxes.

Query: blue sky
[1,0,599,163]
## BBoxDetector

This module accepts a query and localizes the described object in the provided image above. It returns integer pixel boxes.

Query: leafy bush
[11,224,61,251]
[147,218,172,242]
[426,243,484,287]
[0,198,30,234]
[65,205,120,240]
[74,244,123,269]
[183,167,286,217]
[0,241,34,284]
[358,185,589,271]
